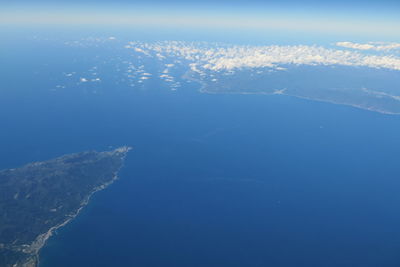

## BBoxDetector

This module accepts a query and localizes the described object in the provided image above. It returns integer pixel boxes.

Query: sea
[2,30,400,266]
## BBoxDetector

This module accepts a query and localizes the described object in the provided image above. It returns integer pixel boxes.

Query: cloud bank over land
[126,41,400,72]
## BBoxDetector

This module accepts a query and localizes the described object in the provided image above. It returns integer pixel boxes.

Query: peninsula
[0,147,131,267]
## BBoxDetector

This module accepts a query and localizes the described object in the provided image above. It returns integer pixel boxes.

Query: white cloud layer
[126,41,400,72]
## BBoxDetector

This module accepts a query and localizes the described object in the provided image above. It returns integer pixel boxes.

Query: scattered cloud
[59,39,400,94]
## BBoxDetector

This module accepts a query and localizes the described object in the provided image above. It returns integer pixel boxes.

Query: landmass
[51,40,400,115]
[0,146,131,267]
[185,65,400,115]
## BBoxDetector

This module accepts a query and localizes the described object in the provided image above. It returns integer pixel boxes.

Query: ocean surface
[2,36,400,266]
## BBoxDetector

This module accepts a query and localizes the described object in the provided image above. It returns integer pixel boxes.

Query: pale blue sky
[1,1,399,41]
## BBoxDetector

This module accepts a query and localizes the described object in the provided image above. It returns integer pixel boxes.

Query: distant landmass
[0,147,131,267]
[185,65,400,115]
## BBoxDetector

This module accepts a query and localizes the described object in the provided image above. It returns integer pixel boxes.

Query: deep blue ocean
[2,34,400,266]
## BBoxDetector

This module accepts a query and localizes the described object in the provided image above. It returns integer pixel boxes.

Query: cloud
[126,41,400,72]
[336,41,400,51]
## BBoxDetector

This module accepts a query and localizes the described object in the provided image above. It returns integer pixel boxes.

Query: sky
[1,0,399,41]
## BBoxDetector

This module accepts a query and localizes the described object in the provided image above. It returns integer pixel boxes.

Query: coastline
[183,71,400,116]
[32,173,120,267]
[16,147,132,267]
